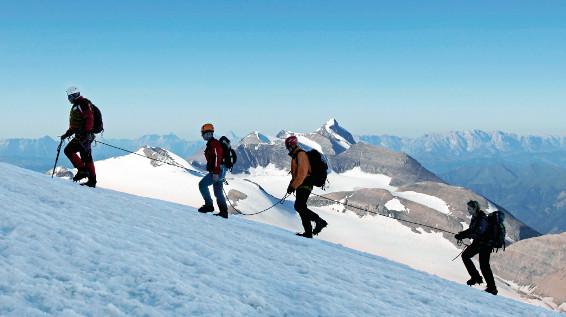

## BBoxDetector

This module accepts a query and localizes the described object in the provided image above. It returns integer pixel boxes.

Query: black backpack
[219,136,237,171]
[487,210,506,251]
[304,149,328,188]
[92,104,104,134]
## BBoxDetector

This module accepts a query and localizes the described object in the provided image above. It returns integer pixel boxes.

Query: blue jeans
[199,166,228,212]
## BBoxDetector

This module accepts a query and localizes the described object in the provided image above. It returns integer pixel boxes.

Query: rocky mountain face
[140,146,182,168]
[308,183,538,243]
[191,119,539,244]
[397,182,539,241]
[332,143,442,186]
[360,131,566,234]
[231,132,289,173]
[229,119,440,186]
[314,118,356,153]
[47,166,74,178]
[491,233,566,311]
[308,188,463,237]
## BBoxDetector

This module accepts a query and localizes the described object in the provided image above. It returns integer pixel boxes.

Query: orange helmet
[201,123,215,133]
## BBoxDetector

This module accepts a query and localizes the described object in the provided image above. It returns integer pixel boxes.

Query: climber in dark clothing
[60,86,97,188]
[455,200,498,295]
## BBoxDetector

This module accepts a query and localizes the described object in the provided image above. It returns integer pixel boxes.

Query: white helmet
[66,86,80,96]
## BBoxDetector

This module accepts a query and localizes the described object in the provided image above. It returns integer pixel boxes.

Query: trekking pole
[51,139,64,178]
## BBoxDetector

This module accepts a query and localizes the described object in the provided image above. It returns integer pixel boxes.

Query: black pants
[294,187,323,234]
[462,241,496,289]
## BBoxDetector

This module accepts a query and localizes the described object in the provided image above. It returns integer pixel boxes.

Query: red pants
[64,138,96,179]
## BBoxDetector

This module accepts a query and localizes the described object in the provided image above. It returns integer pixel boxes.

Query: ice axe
[51,139,64,178]
[451,240,469,261]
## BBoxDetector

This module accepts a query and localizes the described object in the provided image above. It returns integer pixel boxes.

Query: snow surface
[84,151,556,309]
[385,198,409,213]
[395,190,451,215]
[0,162,560,317]
[296,135,324,153]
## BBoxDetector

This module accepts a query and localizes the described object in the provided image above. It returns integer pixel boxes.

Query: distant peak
[276,130,293,139]
[316,118,356,146]
[325,118,339,128]
[241,131,272,145]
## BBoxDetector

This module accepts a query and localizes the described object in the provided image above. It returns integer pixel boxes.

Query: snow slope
[88,150,554,309]
[0,162,560,317]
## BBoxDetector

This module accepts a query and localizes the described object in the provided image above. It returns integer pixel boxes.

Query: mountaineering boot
[312,219,328,235]
[484,286,498,295]
[466,276,483,286]
[198,205,214,213]
[215,206,228,219]
[72,168,89,182]
[296,232,313,238]
[81,178,97,188]
[214,211,228,219]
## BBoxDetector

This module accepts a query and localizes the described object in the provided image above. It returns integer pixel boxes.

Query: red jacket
[67,97,94,134]
[205,138,224,174]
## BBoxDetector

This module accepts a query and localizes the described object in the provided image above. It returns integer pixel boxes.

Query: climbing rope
[94,140,288,216]
[94,140,459,234]
[68,140,563,266]
[240,179,460,236]
[308,192,459,235]
[223,186,289,216]
[94,140,204,174]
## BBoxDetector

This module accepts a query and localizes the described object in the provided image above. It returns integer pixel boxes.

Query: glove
[212,174,220,182]
[454,232,464,240]
[60,130,73,140]
[287,185,295,194]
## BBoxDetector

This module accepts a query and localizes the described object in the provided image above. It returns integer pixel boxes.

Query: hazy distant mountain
[440,161,566,234]
[0,134,203,172]
[0,136,60,172]
[359,130,566,169]
[360,131,566,233]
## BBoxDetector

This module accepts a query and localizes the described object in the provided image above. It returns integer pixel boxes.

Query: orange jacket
[289,147,311,190]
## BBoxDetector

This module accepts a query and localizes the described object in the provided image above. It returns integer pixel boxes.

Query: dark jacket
[66,97,94,136]
[461,212,490,243]
[204,138,223,174]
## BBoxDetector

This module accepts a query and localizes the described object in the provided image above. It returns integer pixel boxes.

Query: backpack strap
[230,148,237,171]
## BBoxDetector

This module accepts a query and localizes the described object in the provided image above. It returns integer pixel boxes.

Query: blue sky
[0,0,565,139]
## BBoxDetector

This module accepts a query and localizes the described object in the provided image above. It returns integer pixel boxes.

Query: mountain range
[359,131,566,234]
[0,134,203,172]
